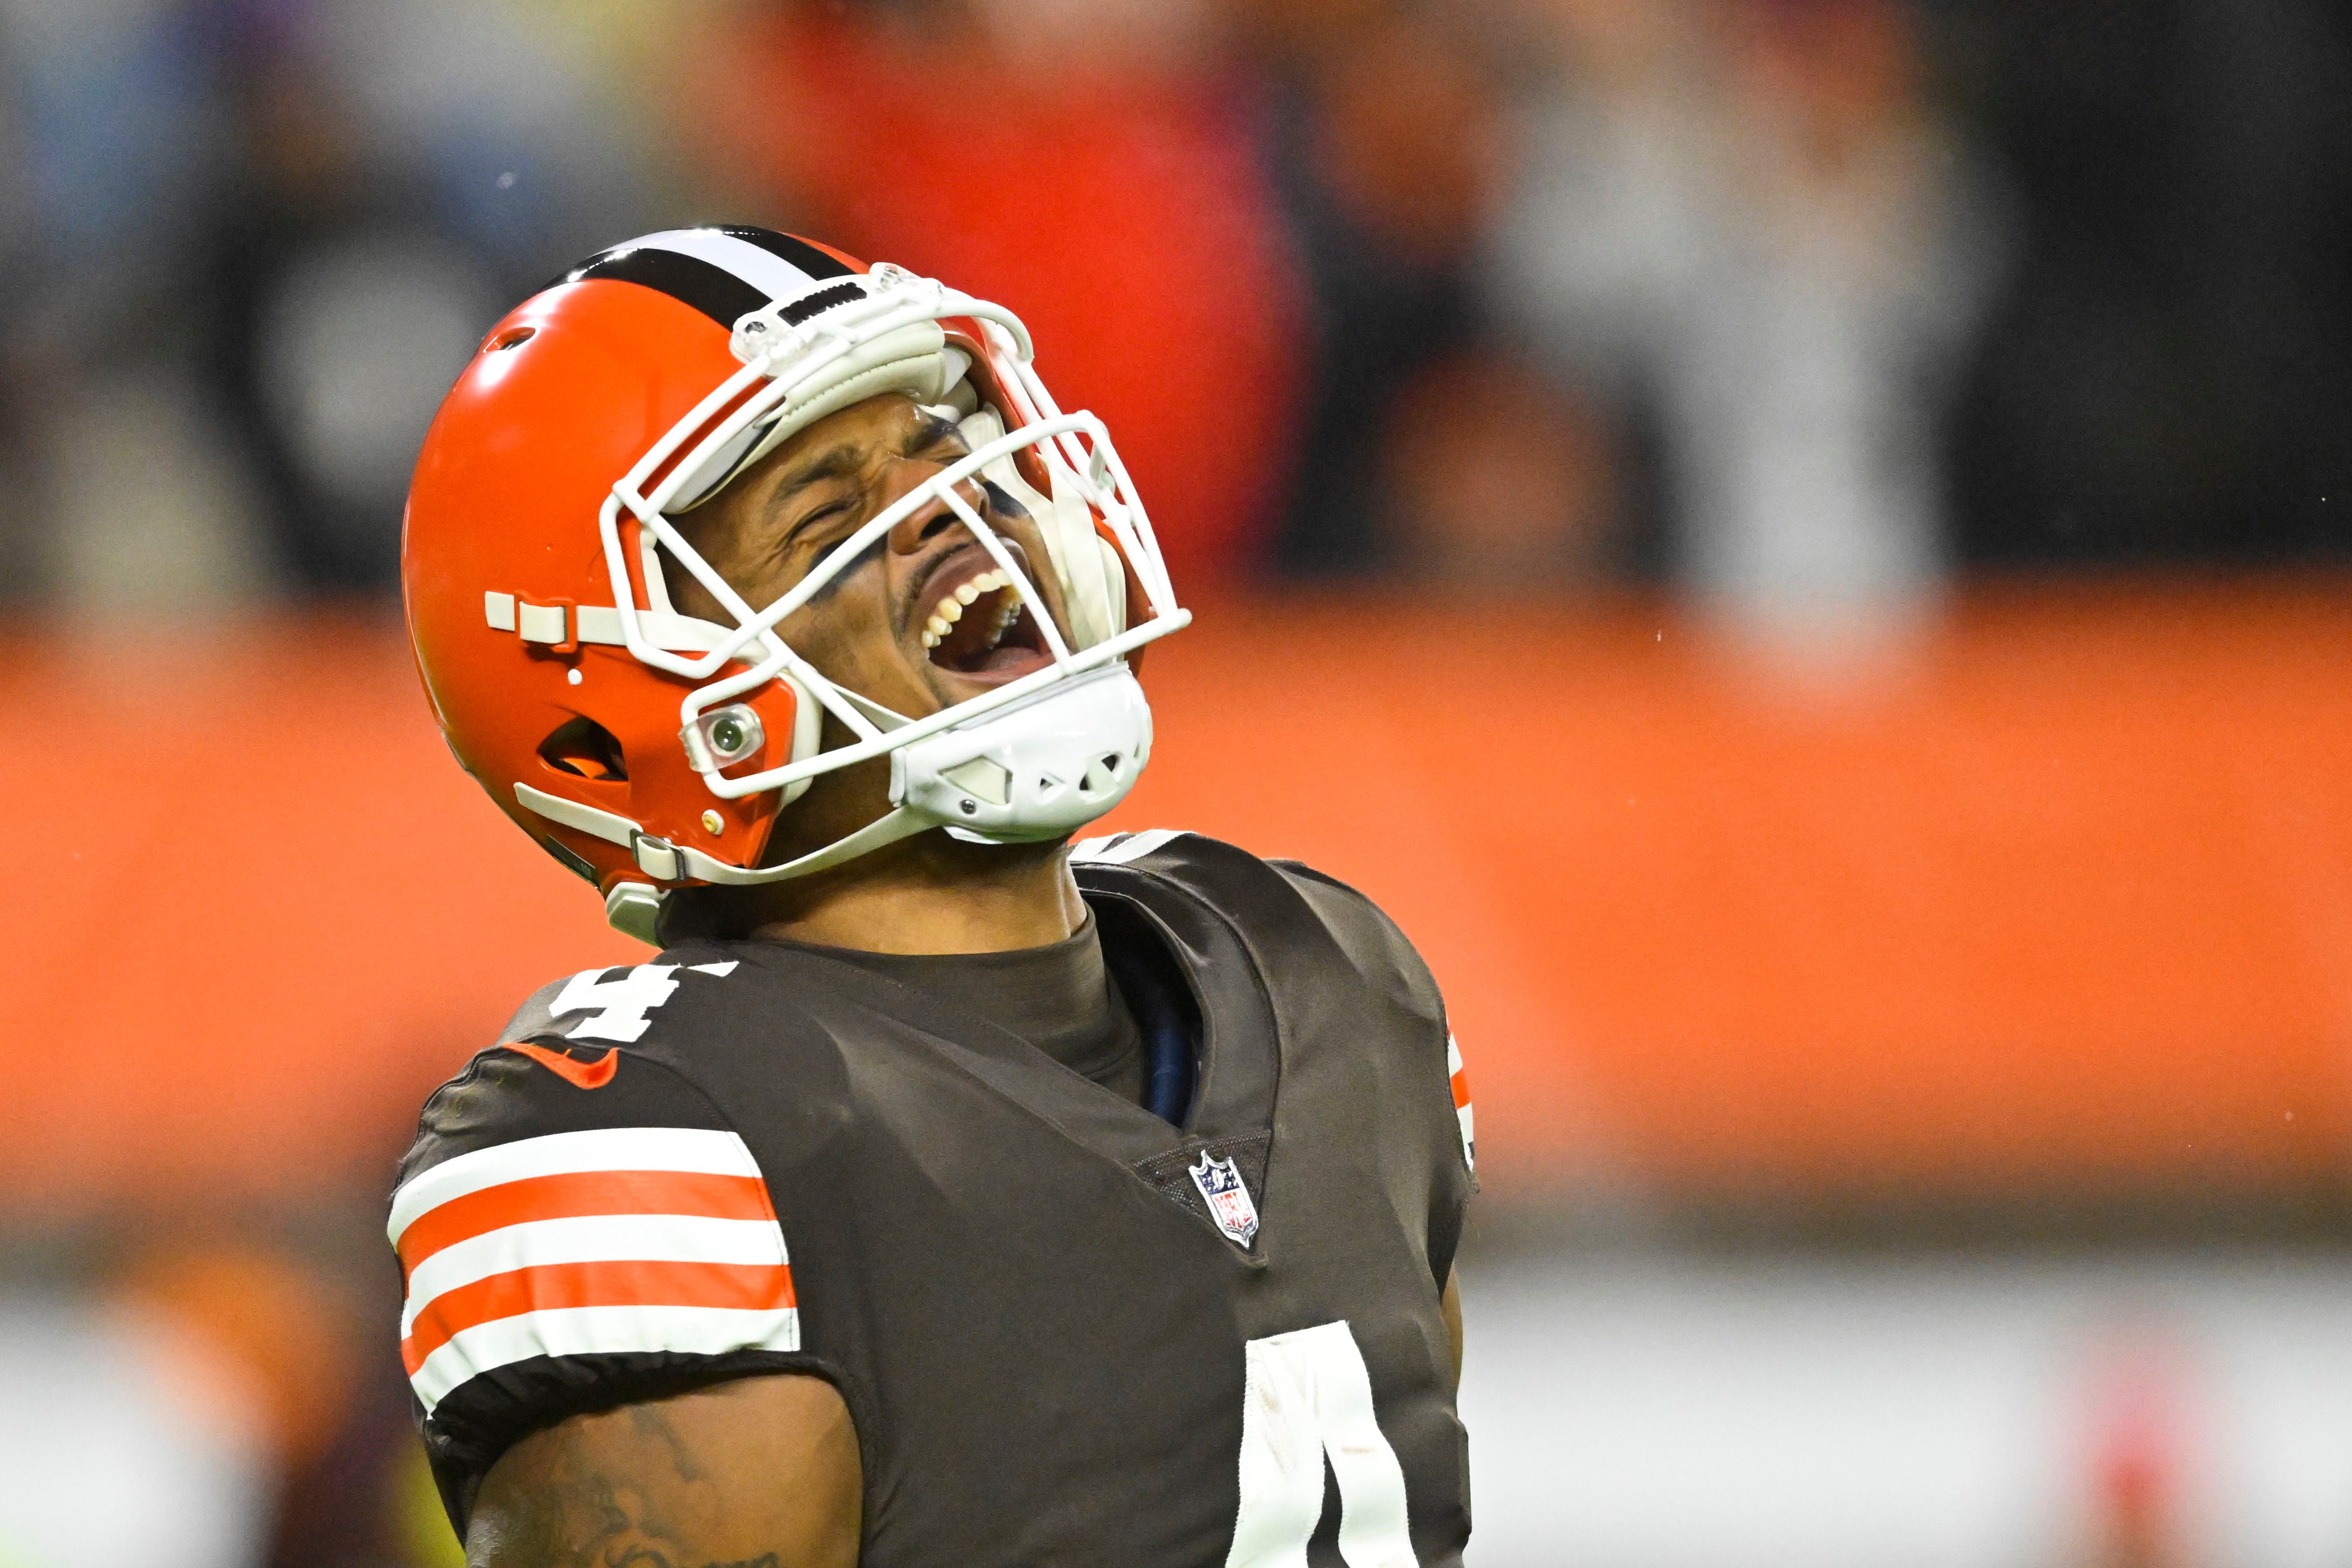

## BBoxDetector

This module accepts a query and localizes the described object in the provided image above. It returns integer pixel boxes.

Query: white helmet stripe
[632,228,841,313]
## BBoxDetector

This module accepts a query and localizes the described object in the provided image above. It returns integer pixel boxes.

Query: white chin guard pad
[958,407,1128,651]
[891,665,1153,842]
[670,327,974,510]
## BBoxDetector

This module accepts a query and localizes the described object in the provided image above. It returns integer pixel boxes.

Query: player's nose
[883,461,988,558]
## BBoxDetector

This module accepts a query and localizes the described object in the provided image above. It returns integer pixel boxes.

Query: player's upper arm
[464,1373,859,1568]
[392,1027,829,1536]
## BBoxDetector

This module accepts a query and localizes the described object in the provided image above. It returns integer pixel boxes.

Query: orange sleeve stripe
[400,1258,797,1373]
[397,1170,774,1275]
[1451,1067,1472,1111]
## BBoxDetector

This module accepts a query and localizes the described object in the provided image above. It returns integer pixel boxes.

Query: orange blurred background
[12,581,2352,1220]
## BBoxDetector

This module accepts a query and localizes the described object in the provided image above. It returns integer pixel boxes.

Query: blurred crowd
[5,2,2352,1564]
[4,0,2347,633]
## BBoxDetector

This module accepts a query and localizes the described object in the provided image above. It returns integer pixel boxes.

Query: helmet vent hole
[539,716,628,781]
[487,326,536,353]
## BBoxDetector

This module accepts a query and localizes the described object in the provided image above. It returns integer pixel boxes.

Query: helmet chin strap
[517,665,1153,941]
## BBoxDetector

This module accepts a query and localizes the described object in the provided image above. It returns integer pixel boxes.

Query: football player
[395,225,1477,1567]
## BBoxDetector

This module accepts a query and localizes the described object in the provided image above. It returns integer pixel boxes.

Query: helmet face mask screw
[701,809,724,834]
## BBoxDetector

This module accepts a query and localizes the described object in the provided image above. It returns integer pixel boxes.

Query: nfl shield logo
[1188,1151,1260,1249]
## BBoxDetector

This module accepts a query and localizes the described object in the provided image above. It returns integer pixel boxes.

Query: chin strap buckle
[631,832,683,882]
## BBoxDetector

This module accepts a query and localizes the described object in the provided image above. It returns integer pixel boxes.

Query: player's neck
[740,832,1087,956]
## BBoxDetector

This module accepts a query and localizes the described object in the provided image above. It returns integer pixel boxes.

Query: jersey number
[550,959,738,1043]
[1226,1321,1416,1568]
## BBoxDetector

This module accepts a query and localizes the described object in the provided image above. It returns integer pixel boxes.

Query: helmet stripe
[633,227,846,307]
[544,227,859,328]
[546,244,767,327]
[715,226,857,283]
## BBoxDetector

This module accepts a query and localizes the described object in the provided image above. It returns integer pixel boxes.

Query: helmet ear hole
[538,715,629,781]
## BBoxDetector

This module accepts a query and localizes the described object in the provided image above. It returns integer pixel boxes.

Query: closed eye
[792,498,853,536]
[777,498,861,565]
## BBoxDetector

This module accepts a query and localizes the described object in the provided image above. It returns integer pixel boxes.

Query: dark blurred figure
[1376,348,1620,589]
[0,0,261,612]
[1942,0,2352,567]
[1236,0,1521,583]
[190,1,671,597]
[693,0,1549,590]
[695,0,1305,594]
[1491,0,2000,648]
[2,0,679,608]
[196,34,501,594]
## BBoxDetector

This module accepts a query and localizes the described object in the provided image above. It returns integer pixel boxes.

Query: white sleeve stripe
[413,1304,803,1412]
[401,1215,788,1335]
[1447,1035,1463,1075]
[389,1128,760,1246]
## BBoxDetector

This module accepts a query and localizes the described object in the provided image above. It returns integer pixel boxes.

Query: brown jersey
[389,831,1478,1565]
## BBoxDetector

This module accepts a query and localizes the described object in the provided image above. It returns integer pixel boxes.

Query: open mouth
[917,565,1052,679]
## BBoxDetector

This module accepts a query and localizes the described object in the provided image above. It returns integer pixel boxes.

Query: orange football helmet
[403,226,1187,942]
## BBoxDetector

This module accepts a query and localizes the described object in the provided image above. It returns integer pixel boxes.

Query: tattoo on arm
[465,1375,860,1568]
[481,1413,772,1567]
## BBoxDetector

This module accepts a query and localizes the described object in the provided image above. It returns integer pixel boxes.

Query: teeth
[922,569,1021,656]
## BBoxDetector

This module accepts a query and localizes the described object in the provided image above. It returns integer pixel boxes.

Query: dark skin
[466,1378,859,1568]
[670,392,1088,956]
[465,392,1460,1565]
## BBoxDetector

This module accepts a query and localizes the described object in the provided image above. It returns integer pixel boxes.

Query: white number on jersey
[549,960,738,1043]
[1226,1321,1416,1568]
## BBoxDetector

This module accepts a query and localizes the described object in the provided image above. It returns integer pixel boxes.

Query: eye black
[981,479,1029,521]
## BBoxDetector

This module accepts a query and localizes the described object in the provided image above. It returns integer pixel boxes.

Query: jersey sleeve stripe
[391,1127,801,1414]
[402,1213,789,1336]
[402,1258,796,1374]
[411,1303,803,1413]
[396,1170,774,1277]
[1446,1033,1475,1172]
[389,1127,760,1247]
